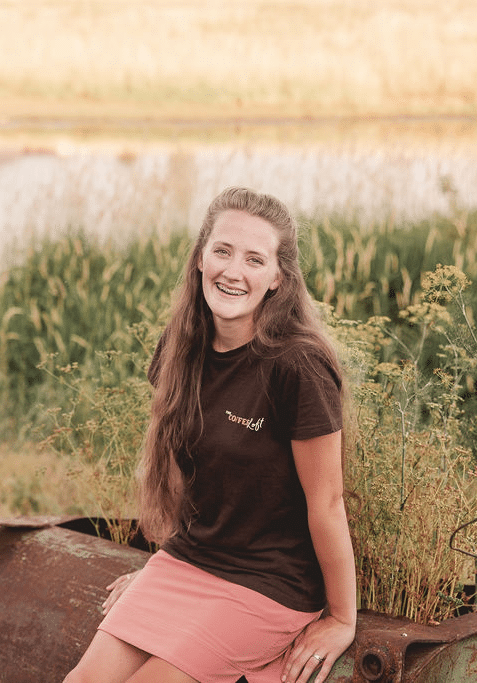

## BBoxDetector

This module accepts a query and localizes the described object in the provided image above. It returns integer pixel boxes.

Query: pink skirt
[98,550,322,683]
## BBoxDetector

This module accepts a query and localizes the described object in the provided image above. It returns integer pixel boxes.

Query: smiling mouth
[216,282,247,296]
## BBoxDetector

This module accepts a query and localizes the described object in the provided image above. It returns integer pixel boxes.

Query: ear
[197,251,203,272]
[269,271,281,291]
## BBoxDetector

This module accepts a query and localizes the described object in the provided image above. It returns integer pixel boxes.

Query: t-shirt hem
[162,546,326,613]
[291,424,343,441]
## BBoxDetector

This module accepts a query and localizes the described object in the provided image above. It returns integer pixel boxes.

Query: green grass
[2,208,477,437]
[0,231,189,434]
[301,208,477,322]
[1,215,477,623]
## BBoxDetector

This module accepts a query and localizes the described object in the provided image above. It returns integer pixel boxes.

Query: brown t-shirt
[149,340,342,612]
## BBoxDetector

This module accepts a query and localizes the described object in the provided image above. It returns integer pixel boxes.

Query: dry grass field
[0,440,139,520]
[0,0,476,124]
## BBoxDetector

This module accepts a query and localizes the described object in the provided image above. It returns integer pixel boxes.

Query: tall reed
[330,265,477,622]
[1,218,477,623]
[301,208,477,322]
[0,231,189,436]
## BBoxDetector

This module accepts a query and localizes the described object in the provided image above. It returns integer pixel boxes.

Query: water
[1,131,477,269]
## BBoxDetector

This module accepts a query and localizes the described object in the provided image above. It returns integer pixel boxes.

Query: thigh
[126,656,199,683]
[66,630,150,683]
[245,654,286,683]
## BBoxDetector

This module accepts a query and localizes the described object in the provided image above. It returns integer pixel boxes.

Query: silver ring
[312,653,324,663]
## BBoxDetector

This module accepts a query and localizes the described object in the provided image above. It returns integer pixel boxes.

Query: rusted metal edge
[352,610,477,682]
[450,517,477,559]
[0,515,156,551]
[2,517,477,683]
[0,514,82,529]
[0,522,149,683]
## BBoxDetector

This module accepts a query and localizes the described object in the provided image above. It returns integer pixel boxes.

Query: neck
[212,319,254,353]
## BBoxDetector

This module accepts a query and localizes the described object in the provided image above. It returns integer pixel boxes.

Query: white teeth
[216,283,246,296]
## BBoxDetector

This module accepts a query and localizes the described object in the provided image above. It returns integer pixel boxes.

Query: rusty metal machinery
[1,517,476,683]
[318,610,477,682]
[0,517,147,683]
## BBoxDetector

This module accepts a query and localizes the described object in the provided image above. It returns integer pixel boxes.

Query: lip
[216,282,247,296]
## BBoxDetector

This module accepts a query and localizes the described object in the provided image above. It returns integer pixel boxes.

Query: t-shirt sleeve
[276,353,342,440]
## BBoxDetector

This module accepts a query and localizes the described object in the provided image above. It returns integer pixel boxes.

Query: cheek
[253,275,274,296]
[202,262,218,283]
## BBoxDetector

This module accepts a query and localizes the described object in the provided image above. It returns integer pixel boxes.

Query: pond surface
[1,118,476,269]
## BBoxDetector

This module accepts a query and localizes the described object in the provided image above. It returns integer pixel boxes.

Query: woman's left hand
[281,615,355,683]
[101,569,142,615]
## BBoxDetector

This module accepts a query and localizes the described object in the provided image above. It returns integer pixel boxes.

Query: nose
[222,257,242,281]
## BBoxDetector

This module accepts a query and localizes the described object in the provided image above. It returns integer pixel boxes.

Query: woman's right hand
[101,569,142,615]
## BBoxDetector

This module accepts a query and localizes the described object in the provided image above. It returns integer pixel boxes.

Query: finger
[281,643,306,681]
[283,652,318,683]
[296,653,327,683]
[102,587,123,613]
[106,573,131,591]
[312,660,333,683]
[101,595,114,614]
[103,587,120,606]
[102,587,122,612]
[282,634,303,671]
[105,578,122,591]
[102,574,135,613]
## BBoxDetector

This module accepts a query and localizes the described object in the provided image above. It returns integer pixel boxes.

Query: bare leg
[126,656,199,683]
[63,630,150,683]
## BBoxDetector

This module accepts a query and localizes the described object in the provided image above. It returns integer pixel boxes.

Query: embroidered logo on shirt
[225,410,265,431]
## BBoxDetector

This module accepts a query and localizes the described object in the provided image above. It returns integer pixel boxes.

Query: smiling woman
[198,210,281,352]
[63,187,356,683]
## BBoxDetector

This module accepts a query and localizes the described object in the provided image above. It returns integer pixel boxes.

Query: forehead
[209,210,279,252]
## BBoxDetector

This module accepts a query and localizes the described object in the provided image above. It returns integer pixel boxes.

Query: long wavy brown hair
[138,187,342,543]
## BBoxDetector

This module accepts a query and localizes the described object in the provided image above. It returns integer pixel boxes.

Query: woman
[64,187,356,683]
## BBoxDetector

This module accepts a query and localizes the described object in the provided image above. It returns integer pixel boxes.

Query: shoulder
[267,338,343,439]
[271,337,342,392]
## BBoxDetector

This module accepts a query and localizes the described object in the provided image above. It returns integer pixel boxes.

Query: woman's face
[198,209,281,342]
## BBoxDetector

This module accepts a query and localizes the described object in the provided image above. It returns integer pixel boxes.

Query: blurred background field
[1,0,476,121]
[1,0,477,622]
[2,141,477,270]
[1,1,476,268]
[1,0,477,266]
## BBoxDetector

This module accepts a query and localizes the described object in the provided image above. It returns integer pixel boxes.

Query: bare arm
[282,430,356,683]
